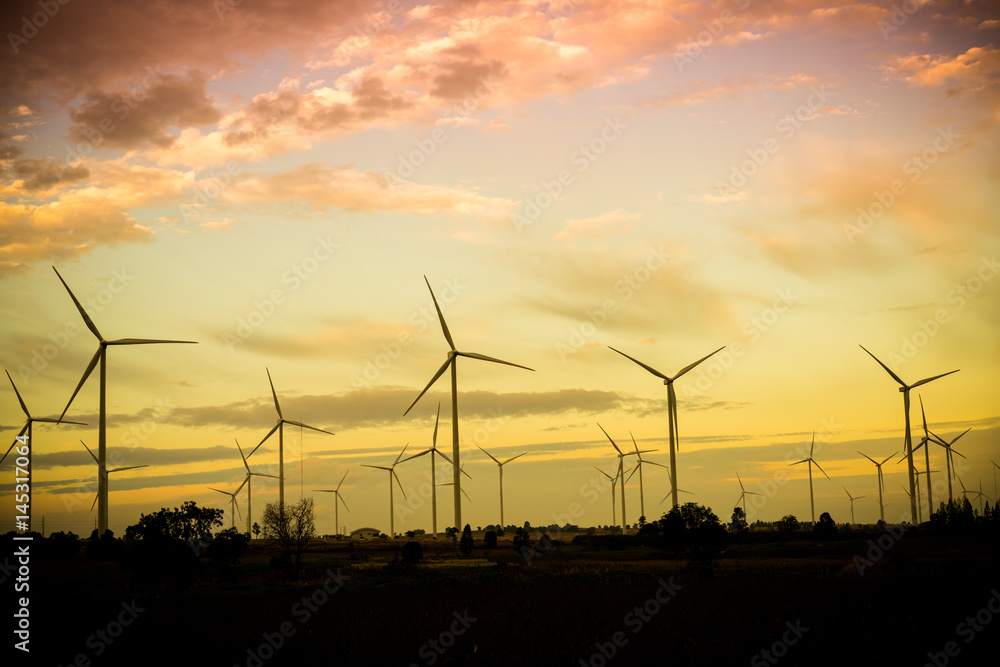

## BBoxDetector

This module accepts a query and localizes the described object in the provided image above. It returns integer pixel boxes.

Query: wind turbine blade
[810,432,816,458]
[362,465,391,471]
[107,338,197,345]
[60,348,102,421]
[237,440,250,472]
[209,487,231,496]
[949,428,971,445]
[950,448,967,460]
[909,369,960,389]
[404,358,452,416]
[919,395,928,434]
[460,465,473,480]
[790,459,808,466]
[108,464,149,473]
[746,491,763,496]
[284,420,335,436]
[33,416,86,425]
[336,470,349,491]
[424,276,456,350]
[53,267,103,340]
[394,443,409,465]
[673,346,726,379]
[461,487,471,502]
[643,460,668,469]
[80,439,98,463]
[251,424,280,455]
[858,451,878,465]
[265,368,282,419]
[392,470,407,500]
[401,449,432,463]
[813,460,831,480]
[339,494,350,513]
[859,345,906,386]
[624,465,639,484]
[880,453,897,466]
[503,452,527,465]
[435,449,454,466]
[737,472,746,492]
[432,402,440,447]
[91,493,98,511]
[477,445,501,465]
[233,477,248,495]
[251,473,280,479]
[597,423,622,454]
[2,427,29,466]
[608,347,669,381]
[457,351,534,372]
[5,370,30,417]
[594,467,613,481]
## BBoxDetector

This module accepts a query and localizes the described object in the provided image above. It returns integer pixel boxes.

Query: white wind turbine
[477,445,525,530]
[843,487,866,524]
[363,443,411,538]
[401,403,468,537]
[789,432,830,524]
[2,369,86,532]
[735,472,763,518]
[248,368,334,509]
[236,439,279,536]
[597,423,647,531]
[858,451,896,522]
[594,467,619,527]
[609,345,725,508]
[210,483,245,529]
[628,432,665,521]
[315,470,350,538]
[925,427,969,503]
[403,276,534,532]
[54,266,197,536]
[860,345,958,522]
[80,440,148,527]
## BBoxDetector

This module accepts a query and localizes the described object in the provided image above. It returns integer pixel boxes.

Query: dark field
[12,532,1000,666]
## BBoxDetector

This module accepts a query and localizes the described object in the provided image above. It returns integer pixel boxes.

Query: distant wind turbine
[858,451,896,522]
[609,345,725,508]
[736,472,763,517]
[925,427,969,502]
[860,345,958,522]
[659,482,694,505]
[315,470,350,538]
[403,276,534,533]
[80,440,147,526]
[236,439,279,535]
[210,483,246,529]
[2,369,86,532]
[363,443,410,537]
[401,403,467,537]
[843,487,866,524]
[594,467,619,527]
[961,477,989,516]
[54,266,196,536]
[629,432,665,521]
[248,368,334,509]
[477,445,525,530]
[789,432,830,524]
[597,423,647,531]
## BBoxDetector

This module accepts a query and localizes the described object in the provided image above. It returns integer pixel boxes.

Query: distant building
[349,527,381,540]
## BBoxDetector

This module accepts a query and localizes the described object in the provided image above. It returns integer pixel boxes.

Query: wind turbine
[400,403,466,537]
[860,345,958,522]
[991,460,1000,502]
[910,396,940,517]
[248,368,334,509]
[609,345,725,508]
[925,427,969,502]
[437,463,472,504]
[363,443,410,537]
[477,445,525,530]
[735,472,763,517]
[315,470,350,538]
[80,440,148,527]
[594,467,619,527]
[858,451,896,522]
[789,432,830,524]
[629,432,665,521]
[53,266,197,536]
[403,275,534,533]
[2,369,86,532]
[659,482,694,505]
[961,478,989,516]
[913,467,939,523]
[597,423,645,531]
[236,439,279,535]
[210,483,246,529]
[843,487,866,524]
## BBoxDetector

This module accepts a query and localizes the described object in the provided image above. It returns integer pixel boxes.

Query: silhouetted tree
[512,527,531,552]
[459,523,474,556]
[252,522,261,539]
[445,526,459,541]
[205,527,249,582]
[484,530,498,549]
[262,497,315,580]
[813,512,838,540]
[730,506,747,534]
[400,540,423,566]
[778,514,800,533]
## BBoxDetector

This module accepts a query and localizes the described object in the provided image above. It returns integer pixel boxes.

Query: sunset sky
[1,0,998,536]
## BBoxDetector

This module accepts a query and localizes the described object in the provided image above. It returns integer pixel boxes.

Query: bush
[401,541,423,566]
[459,524,474,557]
[484,530,498,549]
